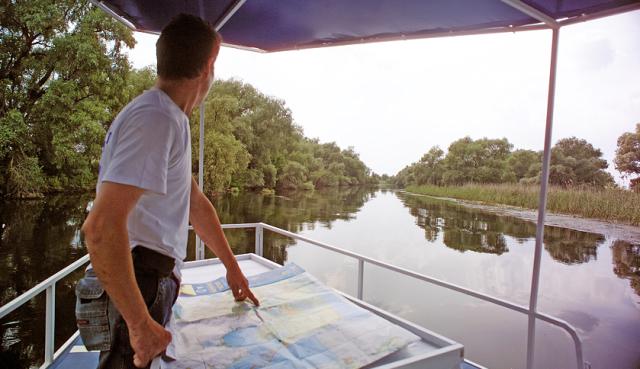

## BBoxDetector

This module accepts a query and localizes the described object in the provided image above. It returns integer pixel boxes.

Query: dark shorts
[75,247,179,369]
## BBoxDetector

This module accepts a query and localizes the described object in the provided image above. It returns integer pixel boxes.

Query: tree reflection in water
[400,193,530,255]
[204,186,377,264]
[1,188,637,368]
[0,187,376,368]
[611,240,640,295]
[0,195,92,368]
[398,192,607,264]
[543,227,603,264]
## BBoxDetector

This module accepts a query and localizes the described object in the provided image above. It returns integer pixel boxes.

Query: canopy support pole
[526,27,561,369]
[500,0,558,28]
[193,0,207,261]
[214,0,248,31]
[89,1,136,30]
[195,102,205,260]
[194,0,247,261]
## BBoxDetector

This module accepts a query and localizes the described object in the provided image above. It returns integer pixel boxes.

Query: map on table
[153,263,420,369]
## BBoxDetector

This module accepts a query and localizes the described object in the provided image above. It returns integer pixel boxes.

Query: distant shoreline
[402,190,640,244]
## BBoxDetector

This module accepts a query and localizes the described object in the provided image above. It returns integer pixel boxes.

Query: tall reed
[405,184,640,226]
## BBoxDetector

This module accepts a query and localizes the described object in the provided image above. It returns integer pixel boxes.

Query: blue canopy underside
[100,0,639,52]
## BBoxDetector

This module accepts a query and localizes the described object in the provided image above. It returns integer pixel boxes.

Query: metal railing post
[357,259,364,299]
[255,224,264,257]
[44,284,56,366]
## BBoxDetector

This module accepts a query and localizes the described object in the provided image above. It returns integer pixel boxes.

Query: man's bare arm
[82,182,171,367]
[189,177,259,306]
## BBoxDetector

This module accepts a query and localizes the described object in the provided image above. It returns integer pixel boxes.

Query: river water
[0,188,638,369]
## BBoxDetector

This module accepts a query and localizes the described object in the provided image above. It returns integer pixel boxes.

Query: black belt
[131,246,175,278]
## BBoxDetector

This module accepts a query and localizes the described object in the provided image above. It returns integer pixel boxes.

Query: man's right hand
[129,316,172,368]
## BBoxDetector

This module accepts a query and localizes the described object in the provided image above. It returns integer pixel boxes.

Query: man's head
[156,13,221,81]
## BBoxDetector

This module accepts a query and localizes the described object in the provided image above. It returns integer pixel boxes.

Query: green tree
[507,149,540,183]
[414,146,444,185]
[614,123,640,191]
[442,137,513,184]
[0,0,135,197]
[277,161,308,190]
[216,80,300,189]
[395,136,617,190]
[549,137,614,188]
[124,66,157,101]
[193,79,375,192]
[392,165,415,188]
[191,89,251,194]
[341,146,368,185]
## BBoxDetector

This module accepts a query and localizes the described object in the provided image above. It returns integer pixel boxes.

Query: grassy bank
[405,184,640,226]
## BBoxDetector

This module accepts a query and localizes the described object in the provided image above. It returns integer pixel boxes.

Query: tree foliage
[0,0,135,197]
[442,137,513,184]
[0,0,373,197]
[507,149,540,183]
[394,136,615,189]
[549,137,614,187]
[614,123,640,191]
[191,79,375,194]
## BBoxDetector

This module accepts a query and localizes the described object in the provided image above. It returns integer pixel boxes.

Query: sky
[126,10,640,182]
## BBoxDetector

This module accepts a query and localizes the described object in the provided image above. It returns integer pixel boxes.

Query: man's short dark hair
[156,13,221,80]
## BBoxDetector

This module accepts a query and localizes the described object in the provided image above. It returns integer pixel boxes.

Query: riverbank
[406,184,640,226]
[403,186,640,244]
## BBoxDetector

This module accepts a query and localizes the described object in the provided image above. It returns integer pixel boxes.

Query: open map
[153,263,420,369]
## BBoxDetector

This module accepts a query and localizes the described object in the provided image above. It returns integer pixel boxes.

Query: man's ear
[199,57,214,81]
[205,54,216,78]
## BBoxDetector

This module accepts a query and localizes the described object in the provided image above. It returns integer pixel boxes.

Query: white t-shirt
[97,88,191,265]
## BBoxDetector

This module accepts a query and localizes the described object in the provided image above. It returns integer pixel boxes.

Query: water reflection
[401,194,525,255]
[214,186,375,229]
[611,240,640,295]
[0,195,91,367]
[544,227,603,265]
[398,193,607,265]
[1,188,638,369]
[0,187,376,368]
[209,187,377,264]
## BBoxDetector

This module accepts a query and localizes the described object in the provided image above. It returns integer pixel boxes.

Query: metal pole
[500,0,558,28]
[527,27,560,369]
[196,102,205,260]
[195,0,246,261]
[214,0,248,31]
[44,284,56,365]
[357,259,365,299]
[254,224,264,256]
[198,103,204,190]
[89,1,136,30]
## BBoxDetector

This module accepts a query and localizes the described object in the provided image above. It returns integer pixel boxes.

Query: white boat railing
[0,254,91,368]
[0,222,587,369]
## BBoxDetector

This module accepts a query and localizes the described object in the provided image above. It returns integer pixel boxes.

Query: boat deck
[51,254,483,369]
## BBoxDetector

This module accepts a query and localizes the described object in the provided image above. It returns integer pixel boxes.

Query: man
[79,14,259,369]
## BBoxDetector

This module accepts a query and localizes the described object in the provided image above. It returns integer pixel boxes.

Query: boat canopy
[93,0,640,52]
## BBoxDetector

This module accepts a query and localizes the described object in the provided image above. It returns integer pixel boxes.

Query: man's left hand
[226,267,260,306]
